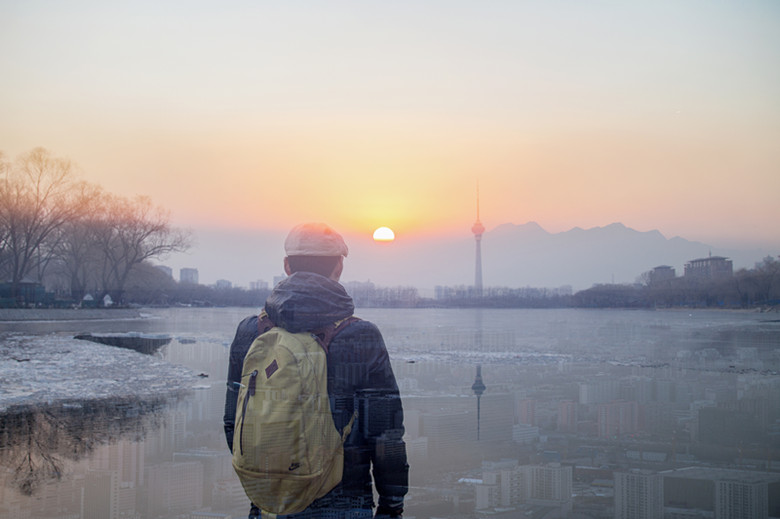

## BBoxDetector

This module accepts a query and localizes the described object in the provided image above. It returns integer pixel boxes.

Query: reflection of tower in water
[471,308,486,440]
[471,365,486,440]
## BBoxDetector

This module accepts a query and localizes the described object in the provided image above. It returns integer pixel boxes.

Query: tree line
[573,256,780,309]
[4,148,776,310]
[1,148,190,307]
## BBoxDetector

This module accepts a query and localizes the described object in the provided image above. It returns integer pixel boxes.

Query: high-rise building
[614,469,663,519]
[557,400,578,433]
[180,267,199,284]
[512,423,540,444]
[517,398,536,426]
[215,279,232,289]
[471,185,485,295]
[579,378,621,404]
[598,400,639,438]
[518,462,574,516]
[684,255,733,279]
[250,280,269,290]
[661,467,780,519]
[475,461,573,513]
[648,265,675,285]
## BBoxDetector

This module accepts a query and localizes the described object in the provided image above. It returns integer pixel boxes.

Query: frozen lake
[1,307,778,518]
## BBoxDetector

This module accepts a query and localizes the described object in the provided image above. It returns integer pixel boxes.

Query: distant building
[475,461,572,512]
[684,255,733,279]
[180,268,199,284]
[527,463,573,509]
[249,280,269,291]
[579,378,621,405]
[661,466,780,518]
[512,423,540,444]
[477,393,514,442]
[614,469,663,519]
[648,265,675,285]
[598,400,639,439]
[215,279,232,289]
[517,398,536,426]
[477,459,522,509]
[557,400,578,433]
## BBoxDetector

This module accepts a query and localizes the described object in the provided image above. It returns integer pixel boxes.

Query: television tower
[471,185,485,296]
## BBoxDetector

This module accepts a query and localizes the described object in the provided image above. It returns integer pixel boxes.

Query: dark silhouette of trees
[573,284,646,308]
[1,148,191,306]
[0,148,94,299]
[45,182,105,301]
[734,256,780,306]
[92,194,190,303]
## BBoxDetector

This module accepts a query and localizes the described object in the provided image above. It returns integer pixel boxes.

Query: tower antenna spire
[471,182,485,296]
[476,181,481,222]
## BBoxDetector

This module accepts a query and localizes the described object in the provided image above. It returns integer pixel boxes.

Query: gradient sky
[1,1,779,286]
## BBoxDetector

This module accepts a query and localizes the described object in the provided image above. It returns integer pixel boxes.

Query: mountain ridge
[170,223,775,292]
[474,221,770,291]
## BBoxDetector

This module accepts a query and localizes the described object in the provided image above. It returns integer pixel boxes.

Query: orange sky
[1,1,779,286]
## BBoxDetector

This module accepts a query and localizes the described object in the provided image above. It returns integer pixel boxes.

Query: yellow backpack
[232,314,357,516]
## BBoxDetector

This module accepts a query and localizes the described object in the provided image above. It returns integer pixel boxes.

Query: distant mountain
[172,223,774,293]
[478,222,770,291]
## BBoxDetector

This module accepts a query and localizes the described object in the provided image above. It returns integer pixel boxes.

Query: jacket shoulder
[230,315,261,353]
[341,318,381,335]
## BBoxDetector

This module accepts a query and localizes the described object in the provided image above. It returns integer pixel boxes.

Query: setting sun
[373,227,395,242]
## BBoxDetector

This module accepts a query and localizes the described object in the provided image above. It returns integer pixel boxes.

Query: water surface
[1,307,778,518]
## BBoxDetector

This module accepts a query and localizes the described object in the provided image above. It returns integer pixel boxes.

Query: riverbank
[0,308,142,321]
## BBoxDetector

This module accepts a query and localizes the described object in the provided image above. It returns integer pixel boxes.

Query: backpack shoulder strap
[257,310,360,353]
[314,316,361,353]
[257,310,275,335]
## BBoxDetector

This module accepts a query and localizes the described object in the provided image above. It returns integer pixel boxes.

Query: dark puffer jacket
[223,272,408,516]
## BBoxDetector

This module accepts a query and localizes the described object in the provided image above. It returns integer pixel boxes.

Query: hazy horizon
[161,220,777,293]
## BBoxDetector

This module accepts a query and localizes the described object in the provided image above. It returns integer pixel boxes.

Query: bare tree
[0,148,85,302]
[735,256,780,306]
[45,183,106,301]
[0,152,10,277]
[94,194,191,303]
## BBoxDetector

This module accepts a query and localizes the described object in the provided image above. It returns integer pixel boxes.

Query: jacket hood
[264,271,354,333]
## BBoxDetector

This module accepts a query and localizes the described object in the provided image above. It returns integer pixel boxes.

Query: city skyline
[160,220,773,292]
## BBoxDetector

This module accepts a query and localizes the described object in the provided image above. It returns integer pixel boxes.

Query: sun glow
[372,227,395,242]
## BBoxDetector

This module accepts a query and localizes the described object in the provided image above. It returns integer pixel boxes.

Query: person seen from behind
[223,222,409,518]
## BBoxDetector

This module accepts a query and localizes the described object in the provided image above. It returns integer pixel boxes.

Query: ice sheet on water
[0,332,197,412]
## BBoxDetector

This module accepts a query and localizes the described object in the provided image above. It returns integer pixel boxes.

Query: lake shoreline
[0,308,143,321]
